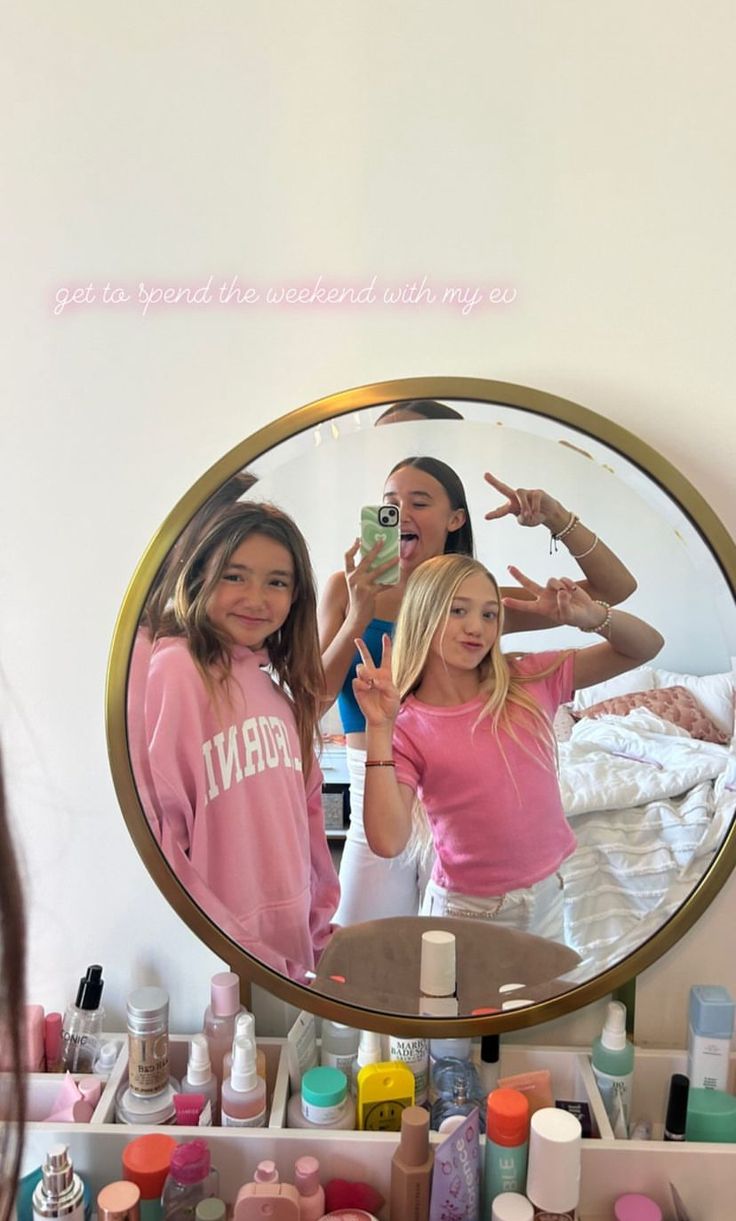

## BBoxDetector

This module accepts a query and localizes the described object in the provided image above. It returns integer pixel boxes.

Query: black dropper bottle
[60,964,105,1072]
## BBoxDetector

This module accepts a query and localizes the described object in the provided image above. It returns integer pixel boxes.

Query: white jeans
[421,871,566,943]
[333,746,421,925]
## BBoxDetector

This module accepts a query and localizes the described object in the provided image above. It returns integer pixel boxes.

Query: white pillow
[651,666,735,737]
[572,665,656,714]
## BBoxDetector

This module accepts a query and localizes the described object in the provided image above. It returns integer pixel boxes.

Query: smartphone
[360,503,400,585]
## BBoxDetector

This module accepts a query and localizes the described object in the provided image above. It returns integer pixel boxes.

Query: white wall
[2,1,736,1045]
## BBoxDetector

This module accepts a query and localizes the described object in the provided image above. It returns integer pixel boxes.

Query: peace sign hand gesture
[502,566,608,630]
[484,471,564,530]
[352,633,400,727]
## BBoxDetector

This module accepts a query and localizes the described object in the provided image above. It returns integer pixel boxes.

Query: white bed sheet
[558,708,736,980]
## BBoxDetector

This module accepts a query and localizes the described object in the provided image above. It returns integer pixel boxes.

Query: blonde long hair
[392,555,567,863]
[157,502,323,774]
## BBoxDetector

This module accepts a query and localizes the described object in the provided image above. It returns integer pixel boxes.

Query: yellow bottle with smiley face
[356,1061,415,1131]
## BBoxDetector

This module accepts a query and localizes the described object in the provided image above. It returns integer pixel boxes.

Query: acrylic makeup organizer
[18,1038,736,1221]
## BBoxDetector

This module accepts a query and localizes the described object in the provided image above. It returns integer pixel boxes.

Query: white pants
[421,870,566,944]
[334,746,421,925]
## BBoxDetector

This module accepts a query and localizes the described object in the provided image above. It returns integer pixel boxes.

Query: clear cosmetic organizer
[16,1037,736,1220]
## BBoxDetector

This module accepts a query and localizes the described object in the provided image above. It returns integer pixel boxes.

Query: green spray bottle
[591,1000,634,1138]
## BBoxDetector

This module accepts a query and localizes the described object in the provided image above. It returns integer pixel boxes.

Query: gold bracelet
[568,533,599,560]
[365,759,395,768]
[580,600,612,635]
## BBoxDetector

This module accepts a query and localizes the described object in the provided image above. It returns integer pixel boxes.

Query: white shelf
[18,1041,736,1221]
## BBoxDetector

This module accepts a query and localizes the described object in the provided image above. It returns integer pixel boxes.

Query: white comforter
[558,709,736,980]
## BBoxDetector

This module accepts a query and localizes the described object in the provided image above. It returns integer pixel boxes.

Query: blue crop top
[336,616,395,733]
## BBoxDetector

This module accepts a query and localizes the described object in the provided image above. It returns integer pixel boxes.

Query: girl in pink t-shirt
[137,501,339,981]
[353,554,663,942]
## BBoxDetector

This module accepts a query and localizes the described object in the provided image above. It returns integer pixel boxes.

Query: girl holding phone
[318,456,636,926]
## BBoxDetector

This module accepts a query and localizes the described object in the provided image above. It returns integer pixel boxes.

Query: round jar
[287,1066,355,1129]
[127,987,170,1097]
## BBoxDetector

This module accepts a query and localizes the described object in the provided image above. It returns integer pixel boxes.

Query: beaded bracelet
[549,511,579,553]
[579,600,612,635]
[365,759,396,768]
[568,533,599,560]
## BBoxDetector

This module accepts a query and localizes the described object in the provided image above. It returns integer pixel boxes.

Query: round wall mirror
[106,377,736,1034]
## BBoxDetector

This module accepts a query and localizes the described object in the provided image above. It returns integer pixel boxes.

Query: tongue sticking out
[400,533,419,561]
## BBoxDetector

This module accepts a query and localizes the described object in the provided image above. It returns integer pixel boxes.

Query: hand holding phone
[360,504,400,585]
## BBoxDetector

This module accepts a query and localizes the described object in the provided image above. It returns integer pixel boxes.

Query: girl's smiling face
[383,466,466,572]
[430,570,500,674]
[206,532,295,650]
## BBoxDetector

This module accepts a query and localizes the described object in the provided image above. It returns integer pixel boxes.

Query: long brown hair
[0,761,26,1221]
[157,502,324,773]
[142,470,257,638]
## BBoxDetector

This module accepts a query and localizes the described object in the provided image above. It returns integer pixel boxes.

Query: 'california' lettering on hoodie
[132,635,339,981]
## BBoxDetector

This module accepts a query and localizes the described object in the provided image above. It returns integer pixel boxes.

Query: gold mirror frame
[106,376,736,1035]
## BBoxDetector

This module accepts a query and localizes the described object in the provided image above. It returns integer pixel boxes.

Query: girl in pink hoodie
[138,501,339,982]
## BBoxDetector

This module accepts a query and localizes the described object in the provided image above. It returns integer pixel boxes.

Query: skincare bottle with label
[61,965,105,1072]
[220,1037,267,1128]
[321,1020,360,1077]
[126,986,170,1098]
[482,1088,530,1213]
[388,1035,429,1106]
[687,985,735,1091]
[591,1000,634,1139]
[203,972,245,1085]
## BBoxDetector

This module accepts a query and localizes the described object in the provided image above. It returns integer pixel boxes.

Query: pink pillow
[576,686,730,744]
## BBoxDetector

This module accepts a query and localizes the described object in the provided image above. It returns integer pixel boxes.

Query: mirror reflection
[125,395,736,1014]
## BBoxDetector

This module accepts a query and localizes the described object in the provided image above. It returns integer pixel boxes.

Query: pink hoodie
[138,636,339,981]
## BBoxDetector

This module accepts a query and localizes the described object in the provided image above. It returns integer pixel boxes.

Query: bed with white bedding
[558,667,736,981]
